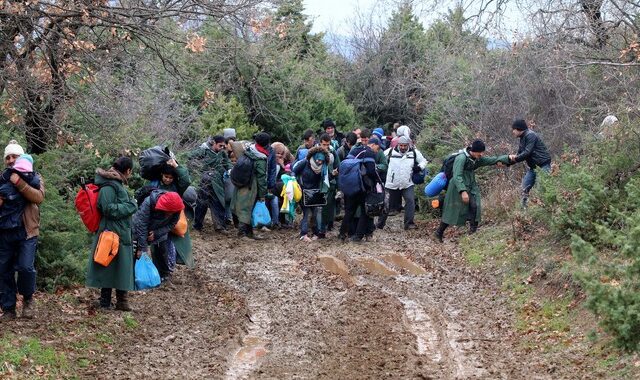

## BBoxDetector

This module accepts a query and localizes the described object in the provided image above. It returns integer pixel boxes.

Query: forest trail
[5,218,563,379]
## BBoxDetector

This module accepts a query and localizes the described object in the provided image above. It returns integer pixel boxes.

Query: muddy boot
[469,222,478,235]
[434,222,448,243]
[21,297,35,319]
[0,309,17,322]
[99,288,112,309]
[114,290,132,312]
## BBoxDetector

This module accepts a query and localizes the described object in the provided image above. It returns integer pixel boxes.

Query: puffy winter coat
[384,147,428,190]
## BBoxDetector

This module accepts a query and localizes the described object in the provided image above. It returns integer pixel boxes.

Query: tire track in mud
[189,220,547,379]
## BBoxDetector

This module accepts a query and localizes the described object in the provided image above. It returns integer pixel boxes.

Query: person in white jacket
[379,135,428,230]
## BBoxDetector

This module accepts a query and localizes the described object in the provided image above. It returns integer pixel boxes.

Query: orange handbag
[171,210,188,237]
[94,230,120,267]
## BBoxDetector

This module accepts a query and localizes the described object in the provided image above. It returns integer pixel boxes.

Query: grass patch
[0,335,68,376]
[123,313,139,329]
[459,225,509,267]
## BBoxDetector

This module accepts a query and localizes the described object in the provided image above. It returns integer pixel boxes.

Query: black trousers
[340,193,371,239]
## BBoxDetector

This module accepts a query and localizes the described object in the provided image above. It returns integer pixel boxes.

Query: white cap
[4,140,24,159]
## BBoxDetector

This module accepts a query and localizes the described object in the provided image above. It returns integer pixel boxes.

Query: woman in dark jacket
[86,157,138,311]
[292,146,329,242]
[132,191,184,284]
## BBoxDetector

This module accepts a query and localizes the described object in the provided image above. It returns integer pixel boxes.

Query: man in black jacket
[509,119,552,208]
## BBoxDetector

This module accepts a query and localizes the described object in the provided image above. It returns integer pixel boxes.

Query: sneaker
[404,224,417,230]
[260,226,271,232]
[251,233,266,241]
[22,298,34,319]
[300,235,312,242]
[0,310,17,322]
[350,236,364,243]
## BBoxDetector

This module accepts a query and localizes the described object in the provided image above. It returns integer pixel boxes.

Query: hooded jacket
[384,147,428,190]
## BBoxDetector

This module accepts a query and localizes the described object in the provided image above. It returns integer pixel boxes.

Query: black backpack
[230,154,255,188]
[440,152,464,188]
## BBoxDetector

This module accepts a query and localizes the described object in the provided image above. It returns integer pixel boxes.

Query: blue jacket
[292,160,322,190]
[0,170,40,230]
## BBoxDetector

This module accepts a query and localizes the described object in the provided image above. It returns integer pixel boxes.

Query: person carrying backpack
[0,142,44,321]
[508,119,552,209]
[188,135,232,233]
[435,140,510,243]
[339,137,380,242]
[133,191,184,286]
[86,157,138,311]
[293,146,330,241]
[379,135,428,230]
[231,133,270,240]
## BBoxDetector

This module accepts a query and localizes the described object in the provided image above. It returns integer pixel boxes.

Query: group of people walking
[0,117,551,318]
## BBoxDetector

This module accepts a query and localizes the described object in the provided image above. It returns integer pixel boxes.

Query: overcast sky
[303,0,525,39]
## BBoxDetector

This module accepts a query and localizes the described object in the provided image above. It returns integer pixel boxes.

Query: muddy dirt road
[78,218,558,379]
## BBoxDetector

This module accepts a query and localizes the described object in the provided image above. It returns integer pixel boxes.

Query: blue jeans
[0,227,37,312]
[300,207,322,237]
[522,163,551,205]
[269,197,280,227]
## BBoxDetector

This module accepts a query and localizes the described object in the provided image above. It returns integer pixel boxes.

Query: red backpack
[75,181,115,233]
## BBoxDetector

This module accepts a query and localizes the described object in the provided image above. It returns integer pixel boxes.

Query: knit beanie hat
[372,128,384,139]
[155,192,185,212]
[13,154,34,173]
[4,140,24,159]
[512,119,528,131]
[470,140,486,152]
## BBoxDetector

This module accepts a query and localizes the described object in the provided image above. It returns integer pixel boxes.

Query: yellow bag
[292,180,302,202]
[171,210,188,237]
[94,230,120,267]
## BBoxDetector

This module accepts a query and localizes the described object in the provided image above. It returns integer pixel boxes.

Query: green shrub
[538,125,640,350]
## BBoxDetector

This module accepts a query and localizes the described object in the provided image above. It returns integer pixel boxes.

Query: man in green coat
[188,135,232,232]
[231,132,270,240]
[86,157,138,311]
[435,140,510,243]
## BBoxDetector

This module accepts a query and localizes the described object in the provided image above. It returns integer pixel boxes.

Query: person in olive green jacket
[188,135,232,232]
[231,133,269,240]
[435,140,510,243]
[86,157,138,311]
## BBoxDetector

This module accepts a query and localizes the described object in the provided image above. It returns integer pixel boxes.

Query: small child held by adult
[0,154,40,222]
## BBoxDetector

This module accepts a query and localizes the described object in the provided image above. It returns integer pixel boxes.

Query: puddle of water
[383,254,427,275]
[356,258,398,276]
[400,298,443,362]
[318,255,351,278]
[225,307,271,380]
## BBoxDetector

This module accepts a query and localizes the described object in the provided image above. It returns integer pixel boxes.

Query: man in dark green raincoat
[435,140,510,243]
[188,135,231,232]
[231,133,269,240]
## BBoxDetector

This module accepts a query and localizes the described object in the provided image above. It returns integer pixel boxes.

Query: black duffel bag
[139,145,171,180]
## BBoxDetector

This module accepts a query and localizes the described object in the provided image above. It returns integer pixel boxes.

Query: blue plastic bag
[424,172,448,197]
[252,200,271,228]
[135,253,161,290]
